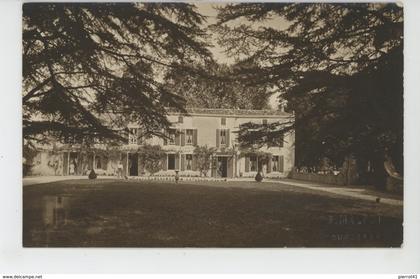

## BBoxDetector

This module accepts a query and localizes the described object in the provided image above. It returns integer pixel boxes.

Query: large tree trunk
[371,153,387,190]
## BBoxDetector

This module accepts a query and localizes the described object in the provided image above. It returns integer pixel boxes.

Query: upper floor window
[220,129,227,146]
[93,137,103,144]
[263,119,268,125]
[216,128,230,148]
[278,134,284,147]
[64,135,74,144]
[221,117,226,126]
[128,128,138,145]
[186,129,194,145]
[178,116,183,123]
[65,134,86,144]
[168,129,176,145]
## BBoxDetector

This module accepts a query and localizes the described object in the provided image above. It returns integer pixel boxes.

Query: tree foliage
[236,119,293,149]
[137,144,166,174]
[193,145,216,176]
[23,2,211,143]
[215,3,403,184]
[164,61,272,109]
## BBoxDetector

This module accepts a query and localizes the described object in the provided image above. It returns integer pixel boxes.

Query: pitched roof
[167,107,292,118]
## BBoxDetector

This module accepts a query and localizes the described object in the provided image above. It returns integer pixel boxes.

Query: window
[250,156,257,172]
[186,154,193,170]
[217,129,229,148]
[96,157,101,169]
[220,129,227,146]
[178,116,183,123]
[167,154,176,170]
[64,135,74,144]
[221,117,226,126]
[96,156,108,170]
[263,119,268,125]
[65,134,84,144]
[278,134,284,147]
[168,129,176,145]
[272,156,279,172]
[128,128,138,145]
[186,129,193,145]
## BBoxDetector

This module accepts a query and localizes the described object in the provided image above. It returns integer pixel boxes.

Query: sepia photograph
[22,2,403,248]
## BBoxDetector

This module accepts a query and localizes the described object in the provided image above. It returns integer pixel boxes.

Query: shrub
[194,145,216,177]
[138,144,166,175]
[88,169,97,179]
[255,172,263,182]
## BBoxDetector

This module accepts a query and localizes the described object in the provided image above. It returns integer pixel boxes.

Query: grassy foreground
[23,179,403,247]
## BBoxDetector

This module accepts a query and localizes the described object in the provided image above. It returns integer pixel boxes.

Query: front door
[217,157,228,178]
[167,154,176,170]
[128,153,138,176]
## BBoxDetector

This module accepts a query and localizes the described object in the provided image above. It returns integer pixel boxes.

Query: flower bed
[129,176,226,182]
[289,171,347,185]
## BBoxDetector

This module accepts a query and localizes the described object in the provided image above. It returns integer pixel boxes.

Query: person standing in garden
[117,160,124,179]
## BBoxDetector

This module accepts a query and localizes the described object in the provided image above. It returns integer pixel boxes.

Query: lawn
[23,179,403,247]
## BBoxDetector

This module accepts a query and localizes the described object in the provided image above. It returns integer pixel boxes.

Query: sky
[195,3,233,64]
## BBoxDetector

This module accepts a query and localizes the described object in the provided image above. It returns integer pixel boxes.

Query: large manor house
[26,108,295,179]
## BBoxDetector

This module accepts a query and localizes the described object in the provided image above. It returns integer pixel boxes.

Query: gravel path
[22,176,403,206]
[272,179,403,206]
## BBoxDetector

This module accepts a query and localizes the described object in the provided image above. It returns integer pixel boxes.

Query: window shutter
[245,156,250,172]
[193,129,198,146]
[121,153,127,176]
[137,130,143,145]
[139,157,145,174]
[267,155,272,173]
[192,155,197,171]
[279,156,284,172]
[211,157,216,177]
[163,130,167,145]
[181,154,185,171]
[175,155,179,170]
[181,129,185,146]
[162,128,167,145]
[279,134,284,147]
[162,155,167,171]
[63,152,69,175]
[122,128,129,145]
[216,129,220,148]
[88,153,94,170]
[226,129,230,147]
[175,130,180,145]
[103,156,109,170]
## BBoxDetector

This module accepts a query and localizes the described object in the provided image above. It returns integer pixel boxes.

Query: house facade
[25,108,295,179]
